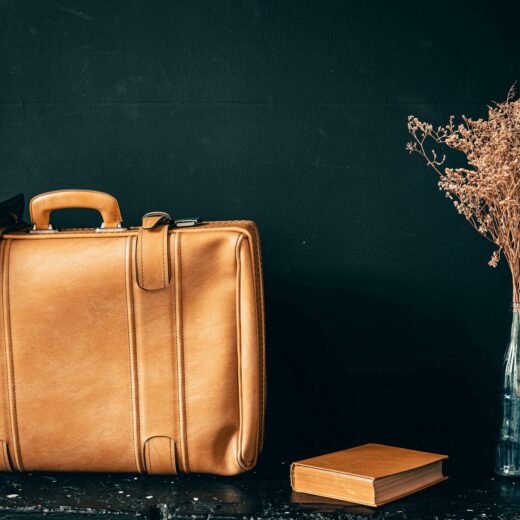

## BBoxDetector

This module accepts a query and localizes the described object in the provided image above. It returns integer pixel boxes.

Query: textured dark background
[1,0,519,475]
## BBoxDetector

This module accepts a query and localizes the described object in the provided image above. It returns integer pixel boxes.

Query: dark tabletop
[0,463,519,519]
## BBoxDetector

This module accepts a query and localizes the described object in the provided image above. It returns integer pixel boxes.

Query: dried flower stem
[407,85,520,304]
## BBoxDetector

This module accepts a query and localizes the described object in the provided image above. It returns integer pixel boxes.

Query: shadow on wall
[259,273,497,475]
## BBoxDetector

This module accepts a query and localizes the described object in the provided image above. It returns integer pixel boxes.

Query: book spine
[289,463,296,488]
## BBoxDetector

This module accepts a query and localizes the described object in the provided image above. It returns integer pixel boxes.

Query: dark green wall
[1,0,519,473]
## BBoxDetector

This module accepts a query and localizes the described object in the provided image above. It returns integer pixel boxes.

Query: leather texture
[0,190,265,475]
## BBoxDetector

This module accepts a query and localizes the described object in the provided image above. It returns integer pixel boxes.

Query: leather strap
[136,213,171,291]
[143,436,177,475]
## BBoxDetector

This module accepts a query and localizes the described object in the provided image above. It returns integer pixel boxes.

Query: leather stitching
[139,229,144,288]
[4,442,10,472]
[164,227,168,287]
[169,438,174,473]
[0,241,12,471]
[162,228,166,288]
[5,222,257,240]
[175,234,189,472]
[131,236,143,473]
[240,225,265,455]
[1,442,7,471]
[234,235,245,469]
[173,235,183,472]
[144,438,175,475]
[179,237,189,472]
[1,442,5,470]
[147,440,152,474]
[167,252,178,473]
[3,241,23,471]
[124,236,140,473]
[253,228,266,454]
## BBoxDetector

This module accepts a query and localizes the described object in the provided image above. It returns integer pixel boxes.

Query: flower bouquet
[407,86,520,476]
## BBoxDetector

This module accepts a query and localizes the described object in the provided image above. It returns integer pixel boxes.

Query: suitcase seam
[1,442,5,470]
[245,226,265,457]
[4,222,258,239]
[180,235,189,472]
[162,227,167,287]
[125,236,141,473]
[173,235,181,471]
[234,231,264,471]
[140,229,144,287]
[169,438,174,473]
[146,439,152,473]
[3,240,23,471]
[125,235,138,471]
[0,242,11,471]
[167,248,178,474]
[174,233,189,473]
[256,229,265,454]
[168,235,184,472]
[234,234,245,470]
[227,225,265,459]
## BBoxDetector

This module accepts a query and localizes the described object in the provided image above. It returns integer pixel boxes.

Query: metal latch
[174,218,201,228]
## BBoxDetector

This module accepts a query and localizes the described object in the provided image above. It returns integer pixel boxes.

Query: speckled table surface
[0,464,518,519]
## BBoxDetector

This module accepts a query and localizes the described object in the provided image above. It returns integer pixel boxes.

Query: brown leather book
[290,444,448,507]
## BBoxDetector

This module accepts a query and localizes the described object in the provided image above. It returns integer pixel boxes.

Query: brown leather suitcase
[0,190,265,475]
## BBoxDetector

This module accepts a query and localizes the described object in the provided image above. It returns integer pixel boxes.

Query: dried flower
[407,85,520,302]
[489,250,501,268]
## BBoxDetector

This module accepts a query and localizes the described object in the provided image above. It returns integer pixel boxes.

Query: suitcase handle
[29,190,123,230]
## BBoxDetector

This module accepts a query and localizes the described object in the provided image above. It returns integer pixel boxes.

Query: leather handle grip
[30,190,123,230]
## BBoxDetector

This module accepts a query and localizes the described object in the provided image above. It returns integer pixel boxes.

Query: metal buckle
[142,212,172,229]
[96,222,126,233]
[30,224,59,234]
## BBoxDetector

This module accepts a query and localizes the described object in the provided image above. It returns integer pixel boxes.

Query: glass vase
[496,306,520,477]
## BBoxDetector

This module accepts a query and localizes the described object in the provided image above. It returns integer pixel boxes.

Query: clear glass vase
[496,306,520,477]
